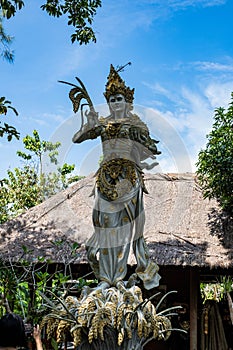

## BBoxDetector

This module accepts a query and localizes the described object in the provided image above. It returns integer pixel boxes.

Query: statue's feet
[96,281,111,290]
[115,280,127,292]
[126,273,139,288]
[79,285,91,301]
[79,281,111,299]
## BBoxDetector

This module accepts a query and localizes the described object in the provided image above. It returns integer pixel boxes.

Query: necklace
[105,122,123,148]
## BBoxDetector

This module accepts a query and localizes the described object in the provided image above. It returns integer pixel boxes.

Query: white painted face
[109,94,126,115]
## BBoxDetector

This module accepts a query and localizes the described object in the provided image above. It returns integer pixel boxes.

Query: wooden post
[189,268,199,350]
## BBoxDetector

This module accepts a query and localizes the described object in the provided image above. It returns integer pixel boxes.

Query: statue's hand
[85,109,99,128]
[130,126,149,144]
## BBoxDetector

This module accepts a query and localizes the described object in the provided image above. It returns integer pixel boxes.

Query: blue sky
[1,0,233,178]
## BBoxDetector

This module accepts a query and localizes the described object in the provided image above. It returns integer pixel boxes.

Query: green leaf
[72,242,79,250]
[51,338,58,350]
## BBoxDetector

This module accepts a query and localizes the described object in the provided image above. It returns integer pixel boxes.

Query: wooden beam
[189,268,199,350]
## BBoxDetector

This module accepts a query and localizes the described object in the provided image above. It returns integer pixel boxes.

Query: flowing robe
[73,114,161,289]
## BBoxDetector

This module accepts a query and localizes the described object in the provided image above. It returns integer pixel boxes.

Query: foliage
[0,96,19,140]
[196,93,233,215]
[0,166,41,222]
[0,0,24,18]
[0,119,19,140]
[17,129,61,176]
[0,129,82,223]
[0,15,14,61]
[0,0,102,45]
[200,276,233,303]
[0,241,96,325]
[0,10,18,141]
[0,96,18,115]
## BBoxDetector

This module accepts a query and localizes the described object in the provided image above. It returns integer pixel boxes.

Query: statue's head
[104,65,134,115]
[108,93,127,115]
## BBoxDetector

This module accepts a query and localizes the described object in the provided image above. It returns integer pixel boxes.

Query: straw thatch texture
[0,173,232,268]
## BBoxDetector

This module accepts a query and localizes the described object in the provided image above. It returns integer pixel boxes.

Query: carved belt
[96,158,138,201]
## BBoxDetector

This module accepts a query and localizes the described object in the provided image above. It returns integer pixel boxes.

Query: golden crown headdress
[104,64,134,103]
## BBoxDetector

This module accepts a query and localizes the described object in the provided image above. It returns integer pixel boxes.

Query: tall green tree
[0,166,41,222]
[0,130,81,223]
[17,130,61,176]
[0,15,19,140]
[196,93,233,215]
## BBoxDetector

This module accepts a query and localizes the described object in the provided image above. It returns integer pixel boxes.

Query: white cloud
[204,82,233,108]
[181,87,212,130]
[93,0,226,44]
[142,81,185,110]
[141,0,226,8]
[137,0,227,11]
[143,82,170,96]
[168,0,226,8]
[142,76,233,173]
[134,105,194,172]
[193,60,233,72]
[42,113,66,124]
[33,119,49,126]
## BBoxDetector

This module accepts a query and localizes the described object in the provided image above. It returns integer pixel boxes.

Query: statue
[72,65,161,290]
[40,66,180,349]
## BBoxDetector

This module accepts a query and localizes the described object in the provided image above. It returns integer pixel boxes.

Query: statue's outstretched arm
[72,124,102,143]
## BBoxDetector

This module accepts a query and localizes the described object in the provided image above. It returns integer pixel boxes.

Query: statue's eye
[110,98,116,102]
[117,97,123,101]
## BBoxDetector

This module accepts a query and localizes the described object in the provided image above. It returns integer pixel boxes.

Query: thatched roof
[0,173,232,268]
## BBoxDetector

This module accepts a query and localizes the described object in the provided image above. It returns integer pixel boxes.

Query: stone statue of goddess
[72,65,161,290]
